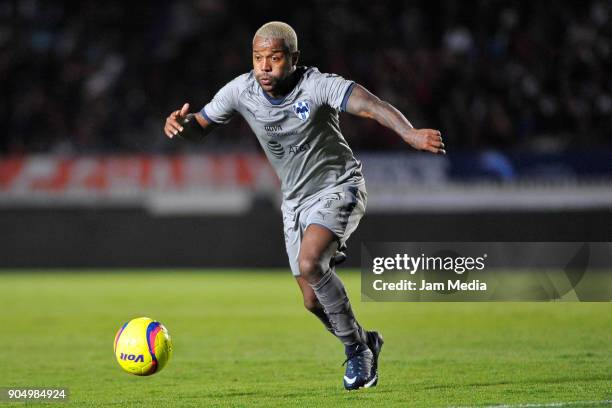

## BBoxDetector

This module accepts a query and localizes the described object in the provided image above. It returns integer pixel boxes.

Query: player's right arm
[164,103,217,141]
[165,75,243,141]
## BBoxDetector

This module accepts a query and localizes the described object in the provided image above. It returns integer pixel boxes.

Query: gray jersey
[200,67,364,209]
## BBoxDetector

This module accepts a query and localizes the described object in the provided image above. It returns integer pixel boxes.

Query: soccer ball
[113,317,173,376]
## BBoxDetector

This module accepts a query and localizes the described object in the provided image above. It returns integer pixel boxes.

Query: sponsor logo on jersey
[264,124,283,132]
[266,140,311,159]
[289,142,311,155]
[293,100,311,121]
[266,140,285,158]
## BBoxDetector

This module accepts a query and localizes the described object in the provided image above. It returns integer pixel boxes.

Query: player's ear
[291,50,300,67]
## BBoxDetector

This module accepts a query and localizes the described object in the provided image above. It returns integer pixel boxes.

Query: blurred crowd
[1,0,611,154]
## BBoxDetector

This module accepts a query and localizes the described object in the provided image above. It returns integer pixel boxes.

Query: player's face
[252,36,297,95]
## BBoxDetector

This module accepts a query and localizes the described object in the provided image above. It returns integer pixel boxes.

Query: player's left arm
[345,84,445,154]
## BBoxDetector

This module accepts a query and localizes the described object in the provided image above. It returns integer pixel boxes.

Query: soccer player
[164,21,445,390]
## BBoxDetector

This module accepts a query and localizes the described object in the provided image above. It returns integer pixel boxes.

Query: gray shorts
[281,183,367,277]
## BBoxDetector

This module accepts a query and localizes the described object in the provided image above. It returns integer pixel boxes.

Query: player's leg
[299,224,377,390]
[295,276,335,335]
[298,224,367,346]
[284,206,337,334]
[300,186,383,390]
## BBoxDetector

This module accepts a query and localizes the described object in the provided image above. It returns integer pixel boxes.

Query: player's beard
[257,75,278,92]
[257,71,294,96]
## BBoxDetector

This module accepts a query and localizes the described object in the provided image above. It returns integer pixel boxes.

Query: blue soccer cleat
[342,343,374,390]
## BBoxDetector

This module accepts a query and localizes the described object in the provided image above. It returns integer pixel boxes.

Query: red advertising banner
[0,154,279,194]
[1,153,610,213]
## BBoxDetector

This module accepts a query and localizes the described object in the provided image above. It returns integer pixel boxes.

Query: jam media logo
[120,353,144,362]
[293,100,311,121]
[266,140,285,158]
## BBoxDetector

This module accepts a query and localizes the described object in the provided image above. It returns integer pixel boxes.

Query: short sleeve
[308,70,355,112]
[200,76,242,124]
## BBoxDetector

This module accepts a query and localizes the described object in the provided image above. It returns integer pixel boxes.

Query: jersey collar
[259,66,308,106]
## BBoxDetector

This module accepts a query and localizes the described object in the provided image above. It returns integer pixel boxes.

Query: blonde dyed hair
[253,21,298,53]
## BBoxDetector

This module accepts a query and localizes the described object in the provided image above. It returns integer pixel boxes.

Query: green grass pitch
[0,270,610,407]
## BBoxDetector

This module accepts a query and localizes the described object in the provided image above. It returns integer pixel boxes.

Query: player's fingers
[166,119,183,135]
[432,141,445,149]
[426,130,444,145]
[420,129,440,141]
[167,115,184,129]
[426,129,442,141]
[164,124,174,138]
[165,122,180,138]
[426,134,443,147]
[168,123,182,135]
[426,143,445,154]
[180,103,189,116]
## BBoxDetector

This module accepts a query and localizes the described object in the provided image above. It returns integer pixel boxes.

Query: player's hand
[164,103,190,138]
[403,128,446,154]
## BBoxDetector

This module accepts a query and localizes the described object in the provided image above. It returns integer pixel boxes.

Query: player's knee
[298,255,324,282]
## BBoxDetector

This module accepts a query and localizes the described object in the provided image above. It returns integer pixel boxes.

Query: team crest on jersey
[293,100,311,121]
